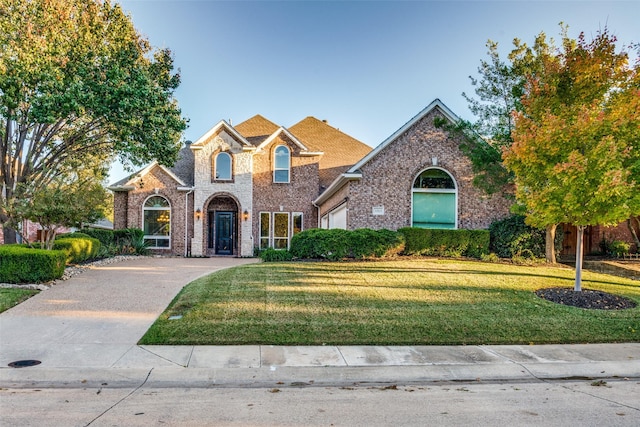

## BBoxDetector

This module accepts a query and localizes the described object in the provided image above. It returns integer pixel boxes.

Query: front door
[215,211,234,255]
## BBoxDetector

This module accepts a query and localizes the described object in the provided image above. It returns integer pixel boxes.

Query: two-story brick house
[110,111,372,257]
[109,99,514,257]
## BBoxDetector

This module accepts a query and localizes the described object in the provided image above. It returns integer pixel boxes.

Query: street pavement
[1,256,639,426]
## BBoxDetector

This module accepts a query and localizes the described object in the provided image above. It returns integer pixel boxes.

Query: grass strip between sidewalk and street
[139,259,640,346]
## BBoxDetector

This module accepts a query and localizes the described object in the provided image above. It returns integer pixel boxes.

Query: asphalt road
[2,379,639,426]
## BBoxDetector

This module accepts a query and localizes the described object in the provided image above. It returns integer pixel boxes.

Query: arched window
[412,168,457,229]
[214,152,232,180]
[143,196,171,248]
[273,145,290,183]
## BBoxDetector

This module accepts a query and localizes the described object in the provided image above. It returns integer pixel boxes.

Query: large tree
[0,0,187,243]
[462,38,563,262]
[504,28,640,291]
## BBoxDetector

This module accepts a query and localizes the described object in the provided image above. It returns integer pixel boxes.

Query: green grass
[0,288,38,313]
[139,259,640,346]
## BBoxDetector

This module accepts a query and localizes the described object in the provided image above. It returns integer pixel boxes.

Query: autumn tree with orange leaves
[503,28,640,291]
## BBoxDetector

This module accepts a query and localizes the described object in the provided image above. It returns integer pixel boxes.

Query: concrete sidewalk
[1,257,639,389]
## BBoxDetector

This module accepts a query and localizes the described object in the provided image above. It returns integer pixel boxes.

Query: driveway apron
[0,257,257,369]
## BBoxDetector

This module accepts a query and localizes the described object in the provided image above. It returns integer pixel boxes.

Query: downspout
[184,187,194,257]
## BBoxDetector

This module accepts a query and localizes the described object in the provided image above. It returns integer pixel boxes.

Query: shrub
[259,248,294,262]
[0,245,66,283]
[53,236,101,263]
[349,228,405,259]
[609,240,631,257]
[398,228,490,258]
[290,228,404,261]
[113,228,148,255]
[489,215,547,258]
[81,228,115,247]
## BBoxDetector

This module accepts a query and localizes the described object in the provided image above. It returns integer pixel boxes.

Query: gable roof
[347,98,459,174]
[190,120,254,150]
[108,161,187,191]
[313,98,459,206]
[289,117,372,190]
[234,114,281,146]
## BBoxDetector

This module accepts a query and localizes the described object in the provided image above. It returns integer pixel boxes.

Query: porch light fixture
[242,210,249,221]
[195,209,202,220]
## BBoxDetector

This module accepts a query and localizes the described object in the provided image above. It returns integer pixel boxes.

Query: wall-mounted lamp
[242,210,249,221]
[195,208,202,220]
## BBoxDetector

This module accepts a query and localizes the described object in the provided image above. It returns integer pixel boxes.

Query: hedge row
[53,235,101,264]
[289,228,404,261]
[0,245,66,284]
[398,228,490,258]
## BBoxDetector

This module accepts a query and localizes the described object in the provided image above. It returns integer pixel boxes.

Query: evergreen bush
[398,228,490,258]
[290,228,403,261]
[0,245,66,283]
[488,215,546,258]
[81,228,115,247]
[53,236,101,263]
[259,248,294,262]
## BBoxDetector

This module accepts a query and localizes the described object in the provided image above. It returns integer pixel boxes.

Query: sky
[109,0,640,183]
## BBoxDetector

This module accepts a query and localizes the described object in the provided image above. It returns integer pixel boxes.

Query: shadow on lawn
[272,264,638,289]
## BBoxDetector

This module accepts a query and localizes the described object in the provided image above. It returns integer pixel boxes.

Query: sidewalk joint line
[139,346,188,367]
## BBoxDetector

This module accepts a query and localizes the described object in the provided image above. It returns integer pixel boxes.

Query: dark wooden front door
[215,211,234,255]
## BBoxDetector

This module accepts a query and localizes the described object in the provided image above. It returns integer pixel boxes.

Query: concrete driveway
[0,256,257,369]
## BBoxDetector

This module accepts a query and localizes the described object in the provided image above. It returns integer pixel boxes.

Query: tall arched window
[273,145,290,183]
[143,196,171,248]
[214,152,232,180]
[412,168,457,229]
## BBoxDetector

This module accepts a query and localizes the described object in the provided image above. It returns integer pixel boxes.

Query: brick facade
[107,100,637,257]
[111,165,192,256]
[317,103,511,231]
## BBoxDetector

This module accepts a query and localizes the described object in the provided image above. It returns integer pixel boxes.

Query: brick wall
[120,166,192,256]
[252,134,321,244]
[327,108,511,231]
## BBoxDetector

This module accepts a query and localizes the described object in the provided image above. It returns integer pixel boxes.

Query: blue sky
[110,0,639,182]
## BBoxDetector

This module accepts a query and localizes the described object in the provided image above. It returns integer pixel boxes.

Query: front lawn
[0,288,38,313]
[139,259,640,345]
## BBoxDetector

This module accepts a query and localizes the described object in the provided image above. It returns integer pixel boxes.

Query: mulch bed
[536,287,637,310]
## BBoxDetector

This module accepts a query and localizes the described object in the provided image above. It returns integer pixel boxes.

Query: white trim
[213,152,233,181]
[190,120,253,149]
[273,145,291,184]
[259,211,271,249]
[312,172,362,206]
[411,167,458,229]
[256,127,309,152]
[142,195,172,249]
[348,99,460,174]
[273,211,290,249]
[314,99,459,207]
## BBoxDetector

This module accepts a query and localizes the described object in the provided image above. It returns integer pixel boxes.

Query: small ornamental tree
[504,28,640,291]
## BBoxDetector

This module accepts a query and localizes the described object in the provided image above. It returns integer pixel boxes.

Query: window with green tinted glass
[412,169,457,229]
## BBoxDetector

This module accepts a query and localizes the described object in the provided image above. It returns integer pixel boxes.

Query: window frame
[411,167,458,230]
[259,212,271,249]
[143,195,171,249]
[213,151,233,181]
[273,212,290,249]
[273,145,290,183]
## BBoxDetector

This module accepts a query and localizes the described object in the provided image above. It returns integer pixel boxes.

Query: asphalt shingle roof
[289,117,372,190]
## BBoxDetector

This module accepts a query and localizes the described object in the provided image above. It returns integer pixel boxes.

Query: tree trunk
[545,224,557,263]
[628,218,640,250]
[574,225,585,292]
[2,226,17,244]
